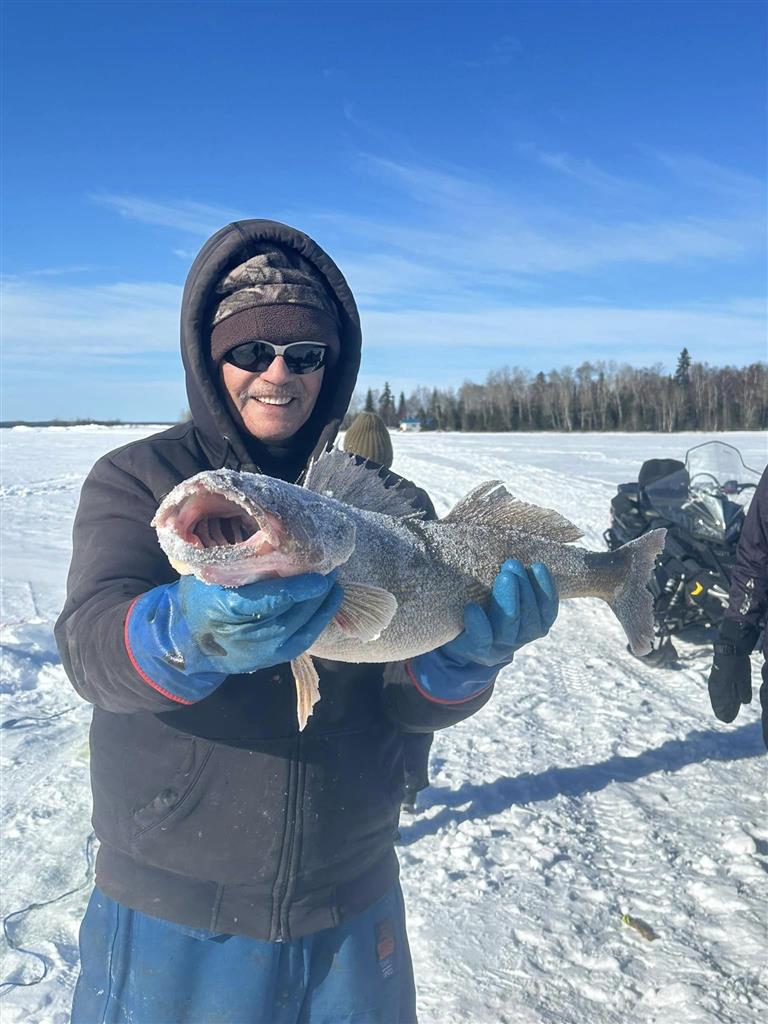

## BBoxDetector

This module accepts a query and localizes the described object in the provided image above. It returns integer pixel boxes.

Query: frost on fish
[153,447,666,730]
[152,469,356,585]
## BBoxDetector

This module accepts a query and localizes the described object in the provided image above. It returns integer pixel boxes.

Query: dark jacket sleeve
[376,471,497,732]
[722,467,768,648]
[381,659,495,733]
[54,454,182,714]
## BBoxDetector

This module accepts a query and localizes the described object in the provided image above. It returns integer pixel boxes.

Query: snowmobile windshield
[644,442,759,544]
[684,441,761,504]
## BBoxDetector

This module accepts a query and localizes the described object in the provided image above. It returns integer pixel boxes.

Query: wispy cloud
[315,207,756,299]
[352,298,766,398]
[90,148,764,309]
[518,143,651,198]
[2,277,182,359]
[91,194,243,236]
[23,265,96,277]
[6,272,762,373]
[358,154,500,211]
[62,149,764,393]
[306,152,764,303]
[647,150,765,205]
[362,300,766,360]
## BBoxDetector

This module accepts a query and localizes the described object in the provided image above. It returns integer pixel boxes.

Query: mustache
[238,385,301,403]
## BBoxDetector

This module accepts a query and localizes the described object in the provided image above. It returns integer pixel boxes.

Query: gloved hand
[707,619,758,723]
[408,560,558,703]
[126,573,343,703]
[708,652,752,723]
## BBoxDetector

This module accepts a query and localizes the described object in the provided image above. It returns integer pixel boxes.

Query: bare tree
[350,356,766,434]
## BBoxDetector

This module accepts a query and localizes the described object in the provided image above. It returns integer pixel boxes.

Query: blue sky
[2,0,766,421]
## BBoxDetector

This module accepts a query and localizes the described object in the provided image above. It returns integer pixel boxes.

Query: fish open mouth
[154,487,284,557]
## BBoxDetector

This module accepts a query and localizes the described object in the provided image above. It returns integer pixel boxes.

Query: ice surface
[1,427,766,1023]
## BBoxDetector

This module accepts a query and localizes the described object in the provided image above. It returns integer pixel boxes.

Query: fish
[152,447,666,730]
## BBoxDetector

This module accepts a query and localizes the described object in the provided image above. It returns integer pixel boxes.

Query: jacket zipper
[218,437,309,941]
[269,732,302,941]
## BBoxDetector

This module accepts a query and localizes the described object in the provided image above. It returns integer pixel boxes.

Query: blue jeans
[71,886,417,1023]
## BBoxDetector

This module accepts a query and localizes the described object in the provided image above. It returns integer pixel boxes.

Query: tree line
[346,350,768,432]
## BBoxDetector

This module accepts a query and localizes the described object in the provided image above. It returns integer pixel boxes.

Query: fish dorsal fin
[303,446,428,520]
[443,480,583,542]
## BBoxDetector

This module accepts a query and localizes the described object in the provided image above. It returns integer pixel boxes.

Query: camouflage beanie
[210,247,341,365]
[343,411,394,469]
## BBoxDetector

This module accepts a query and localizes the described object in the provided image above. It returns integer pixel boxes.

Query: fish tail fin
[606,529,666,656]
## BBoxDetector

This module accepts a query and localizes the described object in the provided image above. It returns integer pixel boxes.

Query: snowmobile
[604,441,760,666]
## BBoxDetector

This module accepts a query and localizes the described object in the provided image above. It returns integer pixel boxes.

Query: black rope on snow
[1,706,78,730]
[0,831,97,997]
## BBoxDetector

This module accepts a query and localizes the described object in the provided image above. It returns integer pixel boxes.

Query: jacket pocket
[131,735,215,839]
[129,737,295,884]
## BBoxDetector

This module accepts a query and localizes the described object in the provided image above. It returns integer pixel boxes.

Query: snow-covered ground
[1,427,766,1024]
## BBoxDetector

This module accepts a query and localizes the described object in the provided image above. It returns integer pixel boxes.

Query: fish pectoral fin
[334,583,398,642]
[443,480,583,542]
[291,653,320,732]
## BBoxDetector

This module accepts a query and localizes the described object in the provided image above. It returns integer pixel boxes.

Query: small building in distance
[398,418,421,432]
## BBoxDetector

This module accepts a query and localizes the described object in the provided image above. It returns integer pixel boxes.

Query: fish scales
[152,448,666,728]
[310,514,633,662]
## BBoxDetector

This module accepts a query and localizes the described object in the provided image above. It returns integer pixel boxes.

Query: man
[708,466,768,747]
[56,219,559,1024]
[343,410,433,813]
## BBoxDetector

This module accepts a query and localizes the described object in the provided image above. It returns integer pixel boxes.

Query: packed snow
[1,427,766,1024]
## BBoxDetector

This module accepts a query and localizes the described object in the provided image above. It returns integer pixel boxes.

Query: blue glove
[126,573,343,703]
[409,560,558,703]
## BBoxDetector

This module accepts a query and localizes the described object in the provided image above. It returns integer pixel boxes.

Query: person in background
[343,409,395,471]
[708,465,768,747]
[343,411,435,813]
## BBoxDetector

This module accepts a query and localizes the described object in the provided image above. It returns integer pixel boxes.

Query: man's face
[220,353,325,442]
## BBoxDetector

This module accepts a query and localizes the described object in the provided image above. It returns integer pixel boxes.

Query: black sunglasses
[223,340,329,375]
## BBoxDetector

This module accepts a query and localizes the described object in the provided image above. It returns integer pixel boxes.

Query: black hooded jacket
[721,466,768,658]
[55,220,494,942]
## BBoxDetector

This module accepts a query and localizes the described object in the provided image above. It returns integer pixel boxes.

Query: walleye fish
[153,448,666,729]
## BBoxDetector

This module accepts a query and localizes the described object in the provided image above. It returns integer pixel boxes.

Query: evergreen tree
[674,348,694,428]
[364,388,375,413]
[378,381,396,426]
[674,348,692,387]
[397,391,407,422]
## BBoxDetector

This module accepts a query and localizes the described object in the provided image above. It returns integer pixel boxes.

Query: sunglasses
[223,340,329,375]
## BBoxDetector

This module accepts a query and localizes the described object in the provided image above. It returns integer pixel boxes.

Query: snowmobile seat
[637,459,689,513]
[638,458,687,492]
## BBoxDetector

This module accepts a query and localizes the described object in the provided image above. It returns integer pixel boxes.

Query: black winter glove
[708,652,752,722]
[707,620,758,724]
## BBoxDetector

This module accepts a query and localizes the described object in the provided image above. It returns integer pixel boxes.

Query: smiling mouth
[251,395,296,407]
